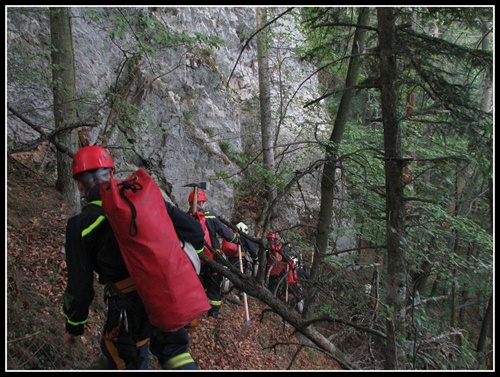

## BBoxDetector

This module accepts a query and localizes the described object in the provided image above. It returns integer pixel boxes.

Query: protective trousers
[100,290,197,369]
[199,264,223,318]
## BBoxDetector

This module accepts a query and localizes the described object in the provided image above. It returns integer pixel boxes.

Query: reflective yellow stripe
[63,293,88,326]
[208,299,221,306]
[162,352,195,370]
[64,314,87,326]
[82,200,105,238]
[82,216,106,237]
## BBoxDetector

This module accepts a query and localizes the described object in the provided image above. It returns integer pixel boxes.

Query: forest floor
[6,150,342,371]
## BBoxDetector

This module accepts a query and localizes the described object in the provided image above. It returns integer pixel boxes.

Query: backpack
[191,210,213,263]
[284,258,299,285]
[267,243,283,277]
[221,229,239,257]
[100,168,210,332]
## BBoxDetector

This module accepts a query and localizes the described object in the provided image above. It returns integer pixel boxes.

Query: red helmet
[267,232,277,239]
[72,145,115,177]
[188,189,207,203]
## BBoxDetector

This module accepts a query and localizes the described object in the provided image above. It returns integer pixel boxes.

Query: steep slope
[6,152,341,371]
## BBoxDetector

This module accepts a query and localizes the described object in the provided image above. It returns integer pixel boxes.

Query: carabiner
[122,308,129,333]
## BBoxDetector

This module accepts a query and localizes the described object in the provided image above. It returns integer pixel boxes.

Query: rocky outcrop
[7,7,327,222]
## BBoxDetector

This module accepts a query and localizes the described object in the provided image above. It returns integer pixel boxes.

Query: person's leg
[150,327,197,370]
[100,293,151,370]
[101,322,150,370]
[205,268,223,318]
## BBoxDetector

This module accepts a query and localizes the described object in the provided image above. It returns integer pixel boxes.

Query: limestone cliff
[7,7,327,223]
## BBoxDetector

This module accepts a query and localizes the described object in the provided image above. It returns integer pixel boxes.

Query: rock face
[7,7,327,221]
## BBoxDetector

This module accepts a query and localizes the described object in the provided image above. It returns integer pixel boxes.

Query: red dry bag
[221,229,239,257]
[191,210,213,263]
[100,168,210,331]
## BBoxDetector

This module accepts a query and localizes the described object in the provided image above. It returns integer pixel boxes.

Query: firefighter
[283,256,305,312]
[221,222,259,304]
[188,189,239,319]
[266,232,283,295]
[63,145,205,370]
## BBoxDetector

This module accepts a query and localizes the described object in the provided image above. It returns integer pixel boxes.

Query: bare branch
[226,7,295,87]
[7,104,97,157]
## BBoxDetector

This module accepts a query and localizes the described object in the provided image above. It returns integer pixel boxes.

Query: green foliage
[407,297,480,369]
[297,7,492,370]
[316,300,340,319]
[220,154,273,197]
[83,8,224,57]
[219,140,232,155]
[106,92,143,134]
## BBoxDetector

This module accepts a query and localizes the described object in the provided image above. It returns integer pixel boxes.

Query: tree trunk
[478,21,493,370]
[50,7,80,215]
[256,7,277,226]
[303,7,369,321]
[378,7,407,370]
[476,294,493,369]
[479,19,493,114]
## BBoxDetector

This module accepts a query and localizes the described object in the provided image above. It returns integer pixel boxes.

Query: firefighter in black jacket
[222,222,259,273]
[62,145,206,370]
[221,222,259,304]
[188,189,238,318]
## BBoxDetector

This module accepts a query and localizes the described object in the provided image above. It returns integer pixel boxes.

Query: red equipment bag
[285,259,299,285]
[221,229,239,257]
[191,210,213,263]
[267,244,283,277]
[100,168,210,332]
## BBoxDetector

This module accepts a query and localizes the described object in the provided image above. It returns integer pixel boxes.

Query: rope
[117,176,142,236]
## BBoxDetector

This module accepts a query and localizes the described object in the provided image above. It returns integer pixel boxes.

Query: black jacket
[62,183,205,335]
[189,207,237,249]
[239,235,258,260]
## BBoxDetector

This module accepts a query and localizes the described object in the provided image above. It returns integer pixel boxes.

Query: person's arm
[166,201,205,251]
[217,218,238,243]
[241,236,259,260]
[62,215,95,338]
[205,209,238,243]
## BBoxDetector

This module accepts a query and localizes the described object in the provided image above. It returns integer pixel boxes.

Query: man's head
[72,145,114,177]
[267,232,278,247]
[267,232,277,240]
[71,145,114,194]
[188,189,207,209]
